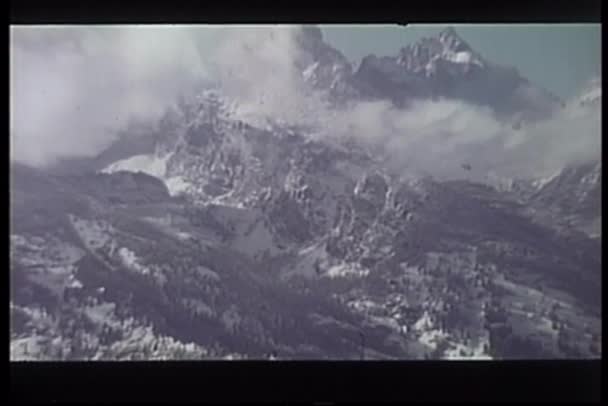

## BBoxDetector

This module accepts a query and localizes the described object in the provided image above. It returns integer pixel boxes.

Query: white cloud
[207,26,601,181]
[361,97,600,180]
[210,25,327,126]
[10,25,601,182]
[496,100,601,178]
[10,25,212,167]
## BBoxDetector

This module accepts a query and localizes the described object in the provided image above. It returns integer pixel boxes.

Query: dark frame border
[9,0,602,24]
[8,0,604,403]
[10,360,603,402]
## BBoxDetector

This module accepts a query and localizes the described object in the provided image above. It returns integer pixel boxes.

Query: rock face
[11,26,601,361]
[352,27,562,121]
[295,26,352,88]
[525,161,601,238]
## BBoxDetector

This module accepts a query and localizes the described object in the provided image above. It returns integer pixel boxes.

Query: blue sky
[321,24,601,100]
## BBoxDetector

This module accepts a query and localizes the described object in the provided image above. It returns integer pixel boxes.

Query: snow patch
[118,247,150,275]
[369,315,402,333]
[101,153,189,196]
[413,311,434,331]
[68,277,83,289]
[326,262,370,278]
[347,298,383,313]
[11,336,46,360]
[445,51,472,64]
[442,339,493,360]
[418,329,449,350]
[84,302,120,328]
[101,153,171,179]
[302,62,319,81]
[165,176,191,197]
[532,169,562,190]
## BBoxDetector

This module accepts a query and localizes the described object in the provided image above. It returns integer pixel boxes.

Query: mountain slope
[11,93,602,360]
[11,26,601,361]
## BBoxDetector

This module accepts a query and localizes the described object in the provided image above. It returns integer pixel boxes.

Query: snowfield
[101,153,171,179]
[9,26,601,362]
[101,153,192,197]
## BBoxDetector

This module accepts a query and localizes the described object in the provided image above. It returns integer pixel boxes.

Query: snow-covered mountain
[11,26,602,361]
[294,26,358,100]
[14,87,601,360]
[352,27,562,122]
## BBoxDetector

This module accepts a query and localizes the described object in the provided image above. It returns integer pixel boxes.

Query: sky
[9,24,601,177]
[321,24,601,100]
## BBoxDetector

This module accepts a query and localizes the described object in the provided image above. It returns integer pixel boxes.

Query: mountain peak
[294,25,325,51]
[437,26,473,53]
[353,26,561,121]
[393,26,482,76]
[293,25,356,99]
[438,26,458,40]
[298,25,323,42]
